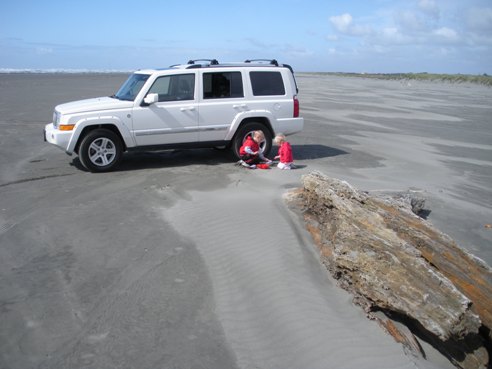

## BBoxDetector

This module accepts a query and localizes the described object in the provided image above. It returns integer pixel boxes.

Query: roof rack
[168,58,294,74]
[187,59,219,66]
[244,59,279,66]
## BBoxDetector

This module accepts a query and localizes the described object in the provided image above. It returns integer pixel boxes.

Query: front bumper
[44,123,72,154]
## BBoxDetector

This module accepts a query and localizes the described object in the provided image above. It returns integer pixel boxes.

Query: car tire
[78,129,123,172]
[232,122,272,159]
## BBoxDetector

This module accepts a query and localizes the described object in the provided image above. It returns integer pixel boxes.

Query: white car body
[45,60,304,172]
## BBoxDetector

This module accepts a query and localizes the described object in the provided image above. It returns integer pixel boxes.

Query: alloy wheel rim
[88,138,116,166]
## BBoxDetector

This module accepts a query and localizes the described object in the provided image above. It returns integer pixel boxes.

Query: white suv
[44,59,304,172]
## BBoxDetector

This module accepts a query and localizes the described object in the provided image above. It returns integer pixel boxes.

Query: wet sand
[0,73,490,368]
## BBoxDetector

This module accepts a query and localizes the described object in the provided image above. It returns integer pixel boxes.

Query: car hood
[55,97,134,115]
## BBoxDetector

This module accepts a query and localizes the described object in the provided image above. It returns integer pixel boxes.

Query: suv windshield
[114,73,150,101]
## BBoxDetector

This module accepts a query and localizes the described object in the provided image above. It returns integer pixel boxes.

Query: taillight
[293,95,300,118]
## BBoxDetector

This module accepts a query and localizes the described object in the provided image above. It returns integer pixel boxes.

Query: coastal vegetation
[314,72,492,86]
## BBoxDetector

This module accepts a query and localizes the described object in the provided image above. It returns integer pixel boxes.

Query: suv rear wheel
[78,129,123,172]
[232,122,272,159]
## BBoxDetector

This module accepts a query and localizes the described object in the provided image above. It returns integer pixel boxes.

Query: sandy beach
[0,73,491,369]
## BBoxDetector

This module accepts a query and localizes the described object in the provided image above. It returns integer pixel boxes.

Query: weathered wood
[371,311,425,358]
[287,171,492,369]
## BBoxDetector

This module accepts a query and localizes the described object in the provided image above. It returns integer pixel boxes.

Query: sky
[1,0,491,74]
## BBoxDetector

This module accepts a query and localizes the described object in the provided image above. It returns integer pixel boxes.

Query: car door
[198,70,245,142]
[132,73,198,146]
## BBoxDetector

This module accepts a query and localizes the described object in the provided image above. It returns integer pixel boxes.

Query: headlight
[53,110,61,128]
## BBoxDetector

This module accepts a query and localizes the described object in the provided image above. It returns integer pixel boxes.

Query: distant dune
[305,72,492,86]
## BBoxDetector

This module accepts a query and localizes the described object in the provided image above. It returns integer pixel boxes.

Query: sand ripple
[165,174,438,369]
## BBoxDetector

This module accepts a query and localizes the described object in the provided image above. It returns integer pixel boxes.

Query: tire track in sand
[165,173,438,369]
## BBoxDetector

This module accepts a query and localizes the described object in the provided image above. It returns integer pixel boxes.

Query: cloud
[418,0,440,19]
[329,13,373,36]
[466,7,492,33]
[35,46,54,55]
[245,38,275,50]
[329,13,353,33]
[395,11,427,32]
[350,24,373,37]
[320,1,491,73]
[327,4,465,48]
[381,27,411,44]
[433,27,460,43]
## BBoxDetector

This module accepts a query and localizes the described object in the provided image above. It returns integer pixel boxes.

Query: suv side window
[203,72,244,99]
[250,71,285,96]
[148,74,195,102]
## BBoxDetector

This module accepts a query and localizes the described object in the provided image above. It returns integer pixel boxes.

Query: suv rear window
[250,71,285,96]
[203,72,244,99]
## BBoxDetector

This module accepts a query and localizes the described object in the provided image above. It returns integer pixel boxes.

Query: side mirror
[143,93,159,105]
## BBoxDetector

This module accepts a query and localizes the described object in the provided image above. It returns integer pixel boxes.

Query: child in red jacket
[274,133,294,170]
[238,131,271,168]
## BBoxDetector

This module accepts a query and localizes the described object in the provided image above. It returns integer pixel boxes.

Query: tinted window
[148,74,195,102]
[203,72,244,99]
[250,71,285,96]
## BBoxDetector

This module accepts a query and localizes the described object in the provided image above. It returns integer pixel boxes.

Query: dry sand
[295,74,492,265]
[0,73,491,369]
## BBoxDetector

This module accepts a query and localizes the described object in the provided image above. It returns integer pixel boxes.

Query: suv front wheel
[78,129,123,172]
[232,122,272,160]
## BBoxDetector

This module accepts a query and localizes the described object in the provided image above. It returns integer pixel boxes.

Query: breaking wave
[0,68,132,74]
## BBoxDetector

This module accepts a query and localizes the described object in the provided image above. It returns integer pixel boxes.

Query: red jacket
[239,136,260,156]
[278,141,293,163]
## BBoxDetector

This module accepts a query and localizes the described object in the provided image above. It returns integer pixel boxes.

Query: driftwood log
[287,171,492,369]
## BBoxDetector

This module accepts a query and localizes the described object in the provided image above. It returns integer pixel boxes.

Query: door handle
[233,104,247,109]
[180,106,196,112]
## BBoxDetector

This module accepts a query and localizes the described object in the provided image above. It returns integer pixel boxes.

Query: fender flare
[224,110,275,141]
[66,115,135,154]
